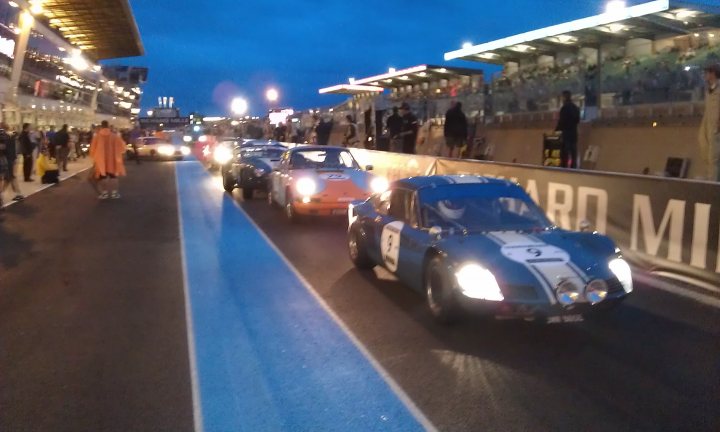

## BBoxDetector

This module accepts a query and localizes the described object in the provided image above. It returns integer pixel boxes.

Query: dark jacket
[19,130,34,156]
[555,102,581,140]
[0,129,16,160]
[386,113,403,138]
[444,106,468,139]
[52,129,70,148]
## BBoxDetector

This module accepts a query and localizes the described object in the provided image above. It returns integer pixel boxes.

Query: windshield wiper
[422,204,469,236]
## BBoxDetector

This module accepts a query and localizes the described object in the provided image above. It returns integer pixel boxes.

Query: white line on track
[634,272,720,309]
[174,165,205,432]
[226,189,439,432]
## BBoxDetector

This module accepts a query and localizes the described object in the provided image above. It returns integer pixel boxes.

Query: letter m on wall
[631,195,685,262]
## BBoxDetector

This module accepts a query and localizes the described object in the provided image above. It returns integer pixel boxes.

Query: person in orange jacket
[90,120,126,200]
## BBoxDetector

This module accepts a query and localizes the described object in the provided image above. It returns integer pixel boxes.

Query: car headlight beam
[370,176,389,194]
[213,146,233,165]
[455,263,504,301]
[158,145,175,156]
[180,146,191,156]
[609,258,633,293]
[295,178,317,196]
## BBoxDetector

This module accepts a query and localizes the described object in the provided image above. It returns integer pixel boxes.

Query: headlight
[158,145,175,156]
[198,135,208,143]
[370,176,389,194]
[213,146,233,164]
[556,280,580,306]
[585,279,608,304]
[183,135,192,143]
[254,168,266,177]
[455,263,504,301]
[609,258,633,293]
[295,177,317,196]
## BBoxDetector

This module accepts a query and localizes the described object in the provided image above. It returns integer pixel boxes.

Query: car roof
[393,175,516,191]
[289,145,350,153]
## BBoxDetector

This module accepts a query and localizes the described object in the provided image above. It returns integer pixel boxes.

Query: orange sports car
[267,146,388,222]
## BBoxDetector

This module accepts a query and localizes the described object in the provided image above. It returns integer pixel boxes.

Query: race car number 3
[380,221,404,272]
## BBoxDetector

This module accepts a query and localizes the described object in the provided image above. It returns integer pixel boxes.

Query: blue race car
[347,175,633,323]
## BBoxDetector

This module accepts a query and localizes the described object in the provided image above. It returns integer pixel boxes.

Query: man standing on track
[444,101,468,158]
[398,103,418,154]
[90,121,126,200]
[555,90,581,169]
[699,63,720,181]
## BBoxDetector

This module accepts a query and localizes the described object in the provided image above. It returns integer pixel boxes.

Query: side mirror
[429,226,443,238]
[579,220,593,232]
[366,165,374,171]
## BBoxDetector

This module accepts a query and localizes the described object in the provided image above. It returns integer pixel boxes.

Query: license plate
[332,209,348,215]
[546,314,584,324]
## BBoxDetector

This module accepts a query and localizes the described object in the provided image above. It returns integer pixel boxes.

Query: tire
[242,188,254,200]
[425,256,461,324]
[285,190,301,223]
[222,172,235,193]
[348,225,374,269]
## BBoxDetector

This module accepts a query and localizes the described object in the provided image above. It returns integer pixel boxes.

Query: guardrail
[350,148,720,289]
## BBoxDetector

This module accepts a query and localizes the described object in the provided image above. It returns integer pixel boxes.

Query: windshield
[289,148,359,169]
[419,184,552,232]
[241,147,285,159]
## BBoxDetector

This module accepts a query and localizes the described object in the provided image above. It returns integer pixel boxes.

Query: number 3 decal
[380,221,404,272]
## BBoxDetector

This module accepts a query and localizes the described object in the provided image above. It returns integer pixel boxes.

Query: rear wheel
[425,256,461,324]
[348,225,374,269]
[242,188,253,200]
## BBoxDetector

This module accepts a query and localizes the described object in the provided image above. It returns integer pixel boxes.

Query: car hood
[291,168,375,193]
[438,229,618,302]
[245,157,280,172]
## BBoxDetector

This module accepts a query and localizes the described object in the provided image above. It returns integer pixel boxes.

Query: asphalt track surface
[0,163,194,432]
[1,161,719,431]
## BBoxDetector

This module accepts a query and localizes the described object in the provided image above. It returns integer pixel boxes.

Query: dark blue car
[347,175,633,323]
[221,143,286,199]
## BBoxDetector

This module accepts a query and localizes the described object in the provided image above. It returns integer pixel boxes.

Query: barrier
[350,148,720,288]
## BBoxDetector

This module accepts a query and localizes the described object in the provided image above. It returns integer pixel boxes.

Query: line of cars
[127,136,191,160]
[216,141,633,324]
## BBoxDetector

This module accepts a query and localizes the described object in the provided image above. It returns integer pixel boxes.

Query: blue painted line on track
[175,161,426,432]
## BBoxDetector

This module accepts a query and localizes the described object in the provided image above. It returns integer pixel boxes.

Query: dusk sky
[104,0,646,116]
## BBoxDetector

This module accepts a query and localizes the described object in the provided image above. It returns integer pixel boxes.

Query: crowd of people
[0,120,133,208]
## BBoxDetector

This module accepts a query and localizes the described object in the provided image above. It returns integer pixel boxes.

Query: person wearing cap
[699,64,720,181]
[398,103,419,154]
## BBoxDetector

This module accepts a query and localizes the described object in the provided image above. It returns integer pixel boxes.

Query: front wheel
[222,172,235,193]
[425,256,461,324]
[348,225,374,269]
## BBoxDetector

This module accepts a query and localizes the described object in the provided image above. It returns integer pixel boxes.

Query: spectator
[70,127,81,159]
[0,123,23,202]
[343,115,358,147]
[555,90,581,168]
[699,64,720,181]
[444,101,468,158]
[274,122,288,142]
[36,148,59,184]
[398,102,418,154]
[90,121,126,200]
[45,126,56,157]
[52,124,70,172]
[316,117,332,146]
[386,107,403,152]
[19,123,34,182]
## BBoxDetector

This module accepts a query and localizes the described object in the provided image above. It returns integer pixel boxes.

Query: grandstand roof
[318,84,384,95]
[41,0,144,60]
[445,0,720,64]
[319,65,484,94]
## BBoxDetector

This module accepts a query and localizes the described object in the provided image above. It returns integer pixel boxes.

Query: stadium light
[230,97,248,116]
[266,88,279,103]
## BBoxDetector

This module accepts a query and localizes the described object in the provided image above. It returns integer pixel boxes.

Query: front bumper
[292,198,355,216]
[456,290,629,321]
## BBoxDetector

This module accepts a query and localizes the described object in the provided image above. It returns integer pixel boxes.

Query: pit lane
[231,185,720,432]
